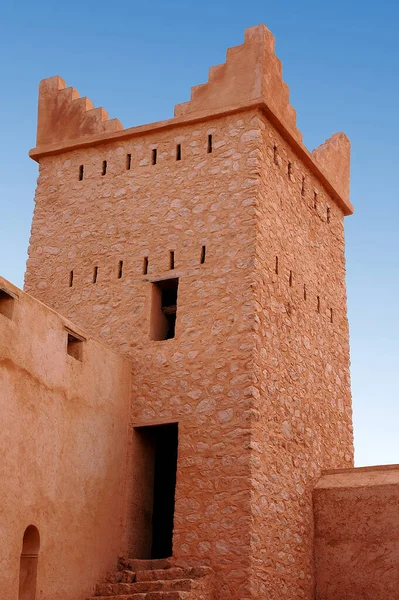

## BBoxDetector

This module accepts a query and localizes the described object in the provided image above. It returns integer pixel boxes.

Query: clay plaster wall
[0,277,131,600]
[249,112,353,600]
[314,466,399,600]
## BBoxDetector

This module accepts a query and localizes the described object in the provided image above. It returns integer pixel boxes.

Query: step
[135,566,212,582]
[89,592,190,600]
[118,558,173,572]
[95,579,192,596]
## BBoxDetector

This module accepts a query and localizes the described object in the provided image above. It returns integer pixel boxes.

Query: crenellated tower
[25,25,353,600]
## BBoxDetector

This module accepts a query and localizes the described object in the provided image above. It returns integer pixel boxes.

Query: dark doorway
[132,423,178,559]
[19,525,40,600]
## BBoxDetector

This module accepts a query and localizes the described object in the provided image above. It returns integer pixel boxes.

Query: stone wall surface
[314,466,399,600]
[0,277,131,600]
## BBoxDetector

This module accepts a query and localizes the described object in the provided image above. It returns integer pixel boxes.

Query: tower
[25,25,353,600]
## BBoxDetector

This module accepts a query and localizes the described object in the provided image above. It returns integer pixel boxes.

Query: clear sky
[1,0,398,466]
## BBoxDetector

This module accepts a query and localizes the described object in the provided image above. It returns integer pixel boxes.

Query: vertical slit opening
[288,162,292,178]
[289,270,293,287]
[93,266,98,283]
[303,284,307,301]
[169,251,175,270]
[69,270,74,288]
[143,257,149,275]
[330,308,333,323]
[176,144,181,161]
[102,160,107,176]
[301,175,306,196]
[118,260,123,279]
[273,145,278,165]
[275,256,279,275]
[317,296,320,313]
[200,245,206,264]
[152,149,157,165]
[327,206,331,223]
[78,165,84,181]
[207,134,213,154]
[126,153,132,170]
[314,191,318,209]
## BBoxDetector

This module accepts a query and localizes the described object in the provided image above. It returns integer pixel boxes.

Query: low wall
[314,464,399,600]
[0,277,131,600]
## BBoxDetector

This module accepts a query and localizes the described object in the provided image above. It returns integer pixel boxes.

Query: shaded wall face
[249,115,353,600]
[0,280,130,600]
[25,111,263,600]
[314,468,399,600]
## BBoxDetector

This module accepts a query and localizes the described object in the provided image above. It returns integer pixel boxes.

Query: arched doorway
[18,526,40,600]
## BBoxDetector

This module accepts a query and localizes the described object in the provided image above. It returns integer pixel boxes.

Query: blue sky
[1,0,398,466]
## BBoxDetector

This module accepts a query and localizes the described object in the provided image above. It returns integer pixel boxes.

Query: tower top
[30,24,352,215]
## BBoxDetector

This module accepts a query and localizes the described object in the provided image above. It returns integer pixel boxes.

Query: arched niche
[19,526,40,600]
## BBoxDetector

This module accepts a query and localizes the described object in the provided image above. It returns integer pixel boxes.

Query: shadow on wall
[19,525,40,600]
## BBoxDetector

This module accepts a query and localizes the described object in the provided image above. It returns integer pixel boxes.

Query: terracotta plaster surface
[24,24,354,600]
[0,277,131,600]
[314,465,399,600]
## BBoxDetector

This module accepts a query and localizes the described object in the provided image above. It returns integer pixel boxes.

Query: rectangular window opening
[152,149,158,165]
[200,245,206,264]
[69,270,74,288]
[176,144,181,161]
[169,251,175,270]
[93,266,98,284]
[150,278,179,341]
[303,284,307,301]
[273,145,278,165]
[0,288,16,320]
[289,270,293,287]
[143,257,149,275]
[275,256,279,275]
[330,308,333,323]
[327,206,331,223]
[66,330,85,361]
[207,134,213,154]
[126,153,132,170]
[102,160,107,176]
[118,260,123,279]
[317,295,321,313]
[78,165,84,181]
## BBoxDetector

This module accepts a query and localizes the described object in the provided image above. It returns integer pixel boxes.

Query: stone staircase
[87,558,214,600]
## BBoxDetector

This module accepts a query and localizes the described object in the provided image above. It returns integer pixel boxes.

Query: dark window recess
[78,165,84,181]
[207,134,213,154]
[143,257,149,275]
[66,330,85,361]
[102,160,107,176]
[150,278,179,341]
[317,296,321,313]
[273,145,278,165]
[303,284,307,301]
[126,153,132,170]
[93,266,98,283]
[176,144,181,161]
[152,149,157,165]
[330,308,334,323]
[327,206,331,223]
[0,288,16,320]
[288,162,292,178]
[314,191,318,209]
[275,256,279,275]
[301,176,306,196]
[118,261,123,279]
[69,270,74,288]
[200,245,206,264]
[289,270,293,287]
[169,251,175,270]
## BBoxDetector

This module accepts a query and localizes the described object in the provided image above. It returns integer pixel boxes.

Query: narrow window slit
[330,308,333,323]
[301,176,306,196]
[288,162,292,178]
[169,251,175,270]
[289,270,293,287]
[69,270,74,288]
[303,284,307,301]
[118,261,123,279]
[200,245,206,264]
[275,256,279,275]
[327,206,331,223]
[93,266,98,283]
[317,296,320,313]
[78,165,84,181]
[143,257,149,275]
[176,144,181,161]
[313,191,318,209]
[207,134,213,154]
[152,149,157,165]
[126,154,132,170]
[273,145,278,165]
[102,160,107,176]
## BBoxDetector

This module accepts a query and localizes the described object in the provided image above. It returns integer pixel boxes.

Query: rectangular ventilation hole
[78,165,84,181]
[317,296,320,313]
[0,288,16,320]
[330,308,333,323]
[69,270,74,288]
[102,160,107,176]
[273,145,278,165]
[66,329,85,361]
[289,270,293,287]
[207,134,213,154]
[327,206,331,223]
[143,257,149,275]
[288,162,292,178]
[126,153,132,170]
[200,245,206,264]
[93,266,98,283]
[303,284,307,301]
[169,251,175,270]
[150,278,179,341]
[152,149,157,165]
[275,256,279,275]
[118,260,123,279]
[314,191,318,209]
[301,176,306,197]
[176,144,181,161]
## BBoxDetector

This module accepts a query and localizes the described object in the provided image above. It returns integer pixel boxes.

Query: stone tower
[25,25,353,600]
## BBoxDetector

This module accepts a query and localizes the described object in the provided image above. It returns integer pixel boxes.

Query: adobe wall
[314,466,399,599]
[0,277,131,600]
[25,109,261,600]
[249,115,353,599]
